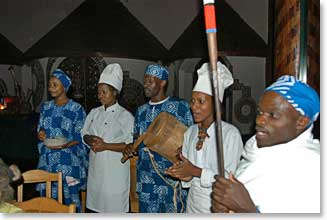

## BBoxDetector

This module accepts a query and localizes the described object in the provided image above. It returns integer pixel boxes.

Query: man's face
[143,74,162,98]
[255,91,301,148]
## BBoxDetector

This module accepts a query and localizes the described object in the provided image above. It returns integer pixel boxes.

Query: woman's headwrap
[52,69,72,92]
[193,61,234,102]
[265,75,320,123]
[144,64,169,81]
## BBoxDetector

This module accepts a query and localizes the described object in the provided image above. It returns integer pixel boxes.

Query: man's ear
[296,116,310,131]
[160,80,167,89]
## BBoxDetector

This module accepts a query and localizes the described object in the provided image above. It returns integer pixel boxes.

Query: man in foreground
[211,75,320,213]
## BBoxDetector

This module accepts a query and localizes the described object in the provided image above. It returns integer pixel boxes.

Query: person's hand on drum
[38,129,46,141]
[175,146,182,155]
[123,143,137,158]
[165,153,200,182]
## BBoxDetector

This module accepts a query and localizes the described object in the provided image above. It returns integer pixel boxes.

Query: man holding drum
[123,64,193,213]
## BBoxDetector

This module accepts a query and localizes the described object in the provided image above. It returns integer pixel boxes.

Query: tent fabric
[22,0,267,64]
[23,0,169,63]
[0,33,23,65]
[168,0,267,62]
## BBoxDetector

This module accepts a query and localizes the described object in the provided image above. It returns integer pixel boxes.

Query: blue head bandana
[265,75,320,123]
[144,64,169,80]
[52,69,72,92]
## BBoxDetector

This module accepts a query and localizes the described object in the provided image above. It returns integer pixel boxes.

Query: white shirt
[182,121,243,213]
[81,103,134,212]
[236,126,320,213]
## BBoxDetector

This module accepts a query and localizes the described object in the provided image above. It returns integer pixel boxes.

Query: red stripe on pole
[204,4,217,31]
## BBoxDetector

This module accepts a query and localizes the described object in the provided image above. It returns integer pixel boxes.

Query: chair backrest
[15,197,75,213]
[17,169,63,203]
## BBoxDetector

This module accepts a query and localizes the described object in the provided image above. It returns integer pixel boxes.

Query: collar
[101,102,119,112]
[149,96,169,105]
[242,125,317,162]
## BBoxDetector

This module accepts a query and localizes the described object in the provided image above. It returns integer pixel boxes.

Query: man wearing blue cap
[211,75,320,213]
[123,64,193,213]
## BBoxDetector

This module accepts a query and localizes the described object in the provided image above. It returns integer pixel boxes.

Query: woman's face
[190,91,214,127]
[97,83,117,108]
[48,76,65,98]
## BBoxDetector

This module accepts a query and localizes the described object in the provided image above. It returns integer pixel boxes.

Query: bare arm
[211,173,257,213]
[87,136,128,153]
[165,153,201,182]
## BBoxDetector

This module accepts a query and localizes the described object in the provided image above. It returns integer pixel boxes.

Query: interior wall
[0,64,17,95]
[1,55,265,113]
[1,58,177,112]
[177,57,266,104]
[226,56,266,103]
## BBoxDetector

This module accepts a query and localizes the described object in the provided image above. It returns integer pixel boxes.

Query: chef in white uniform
[81,63,134,212]
[165,61,243,213]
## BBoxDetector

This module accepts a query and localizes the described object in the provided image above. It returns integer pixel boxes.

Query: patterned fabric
[195,125,209,151]
[265,75,320,123]
[144,64,169,81]
[134,97,193,213]
[36,99,89,213]
[52,69,72,92]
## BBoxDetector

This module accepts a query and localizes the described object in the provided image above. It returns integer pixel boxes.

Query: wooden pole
[203,0,225,176]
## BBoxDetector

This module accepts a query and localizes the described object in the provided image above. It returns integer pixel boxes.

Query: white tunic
[81,103,134,212]
[236,126,320,213]
[182,121,243,213]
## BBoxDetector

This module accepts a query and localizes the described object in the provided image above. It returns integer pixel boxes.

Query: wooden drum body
[143,112,187,163]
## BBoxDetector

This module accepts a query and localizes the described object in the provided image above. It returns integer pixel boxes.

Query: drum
[143,112,187,163]
[121,112,188,163]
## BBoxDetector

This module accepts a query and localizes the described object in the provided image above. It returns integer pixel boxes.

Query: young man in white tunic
[81,63,134,212]
[165,61,243,213]
[211,75,320,213]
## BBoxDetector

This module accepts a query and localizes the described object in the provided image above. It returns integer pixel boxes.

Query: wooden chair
[130,156,139,212]
[17,169,63,203]
[15,197,75,213]
[80,190,86,213]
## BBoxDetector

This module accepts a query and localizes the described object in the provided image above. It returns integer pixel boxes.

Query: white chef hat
[98,63,123,92]
[193,61,233,101]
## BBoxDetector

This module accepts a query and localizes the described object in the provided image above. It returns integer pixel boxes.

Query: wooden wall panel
[274,0,319,94]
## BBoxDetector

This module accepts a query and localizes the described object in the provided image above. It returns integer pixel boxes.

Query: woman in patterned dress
[36,69,88,212]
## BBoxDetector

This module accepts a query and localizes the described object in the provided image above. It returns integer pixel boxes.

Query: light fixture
[0,96,7,110]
